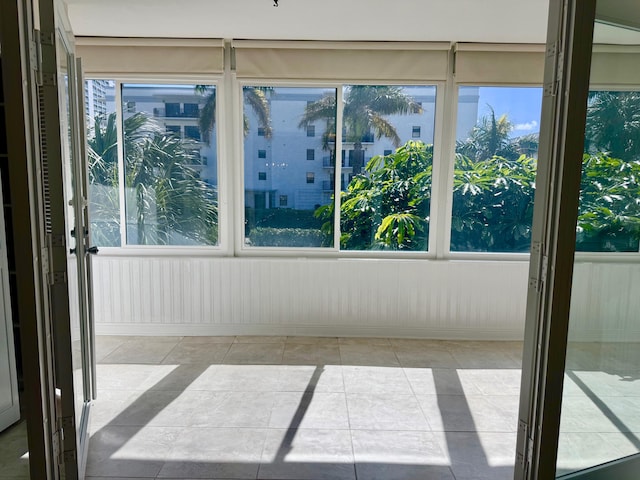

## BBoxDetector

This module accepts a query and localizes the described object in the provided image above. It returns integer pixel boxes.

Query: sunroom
[0,0,639,479]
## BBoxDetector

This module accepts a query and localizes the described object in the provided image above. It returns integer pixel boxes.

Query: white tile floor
[1,336,637,479]
[87,336,524,480]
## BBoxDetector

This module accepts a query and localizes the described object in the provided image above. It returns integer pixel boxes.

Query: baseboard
[94,322,526,341]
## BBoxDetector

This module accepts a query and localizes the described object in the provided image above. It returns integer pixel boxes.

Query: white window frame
[234,79,445,259]
[84,74,229,256]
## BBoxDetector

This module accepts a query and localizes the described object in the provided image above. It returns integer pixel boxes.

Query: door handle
[86,246,99,255]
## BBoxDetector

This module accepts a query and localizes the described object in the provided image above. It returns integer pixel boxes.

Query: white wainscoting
[91,255,640,341]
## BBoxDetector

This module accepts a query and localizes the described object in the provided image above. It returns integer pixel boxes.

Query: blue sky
[470,86,543,137]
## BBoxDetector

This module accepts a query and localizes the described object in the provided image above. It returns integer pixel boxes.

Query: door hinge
[32,29,56,87]
[544,41,563,97]
[516,420,534,469]
[529,241,548,293]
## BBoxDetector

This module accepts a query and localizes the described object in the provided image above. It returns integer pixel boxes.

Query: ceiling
[64,0,551,43]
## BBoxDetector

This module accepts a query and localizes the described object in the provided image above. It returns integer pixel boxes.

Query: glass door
[555,9,640,479]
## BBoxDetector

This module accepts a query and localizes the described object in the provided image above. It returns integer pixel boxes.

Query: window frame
[234,79,445,258]
[84,74,228,256]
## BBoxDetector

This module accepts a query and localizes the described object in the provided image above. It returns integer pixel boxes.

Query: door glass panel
[556,19,640,477]
[57,36,90,451]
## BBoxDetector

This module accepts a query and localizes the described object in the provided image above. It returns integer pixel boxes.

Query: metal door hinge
[48,271,67,285]
[529,241,548,293]
[544,41,563,97]
[516,420,533,468]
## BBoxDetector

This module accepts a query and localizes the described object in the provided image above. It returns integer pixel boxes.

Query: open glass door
[555,8,640,479]
[36,0,96,476]
[517,0,640,478]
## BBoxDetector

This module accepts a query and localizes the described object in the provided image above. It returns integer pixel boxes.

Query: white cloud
[513,120,538,131]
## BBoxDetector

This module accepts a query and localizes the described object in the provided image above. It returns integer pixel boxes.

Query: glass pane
[451,86,543,253]
[85,80,120,247]
[556,20,640,477]
[121,84,218,246]
[243,86,336,248]
[576,90,640,252]
[338,85,436,251]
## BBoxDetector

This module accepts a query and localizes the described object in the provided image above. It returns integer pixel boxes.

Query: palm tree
[456,106,518,161]
[88,112,218,246]
[299,86,423,174]
[196,85,273,142]
[585,91,640,160]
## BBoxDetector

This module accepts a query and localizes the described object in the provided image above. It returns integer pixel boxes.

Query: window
[339,85,436,252]
[86,80,120,247]
[257,127,266,136]
[119,83,218,246]
[258,171,267,181]
[165,102,180,117]
[184,125,201,141]
[258,149,267,159]
[451,86,543,253]
[166,125,181,136]
[577,90,640,252]
[412,126,421,138]
[126,101,136,113]
[307,125,315,137]
[242,86,336,248]
[384,149,393,156]
[306,149,315,161]
[279,195,288,207]
[183,103,199,117]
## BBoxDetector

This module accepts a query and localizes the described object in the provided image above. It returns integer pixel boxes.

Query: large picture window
[451,86,543,253]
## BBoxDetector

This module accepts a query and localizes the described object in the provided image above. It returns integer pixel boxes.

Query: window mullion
[333,85,344,251]
[115,80,127,246]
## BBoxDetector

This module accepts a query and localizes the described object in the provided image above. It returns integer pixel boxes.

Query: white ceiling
[64,0,551,43]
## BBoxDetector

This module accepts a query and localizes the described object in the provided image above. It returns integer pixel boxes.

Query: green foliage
[576,153,640,251]
[316,140,432,250]
[87,112,218,246]
[248,227,325,247]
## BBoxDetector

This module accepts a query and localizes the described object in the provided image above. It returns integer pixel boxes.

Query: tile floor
[87,336,523,480]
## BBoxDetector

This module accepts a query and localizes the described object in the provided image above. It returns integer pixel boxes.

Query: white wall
[92,256,640,342]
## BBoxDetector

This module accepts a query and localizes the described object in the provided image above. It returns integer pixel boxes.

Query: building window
[258,171,267,181]
[307,125,315,137]
[117,83,218,246]
[165,102,180,117]
[258,149,267,159]
[243,86,336,248]
[257,127,266,136]
[126,101,136,113]
[183,103,199,117]
[166,125,181,136]
[184,125,201,141]
[451,86,543,253]
[384,149,393,156]
[412,126,421,138]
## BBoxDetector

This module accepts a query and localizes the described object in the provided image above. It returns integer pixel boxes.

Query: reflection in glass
[451,86,543,253]
[121,84,218,246]
[556,19,640,477]
[243,86,336,248]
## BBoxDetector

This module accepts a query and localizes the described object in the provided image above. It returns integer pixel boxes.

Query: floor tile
[286,336,338,345]
[190,391,276,428]
[556,431,640,475]
[223,343,285,365]
[87,426,181,478]
[233,336,287,344]
[339,344,400,367]
[439,431,516,480]
[96,364,180,390]
[394,345,459,368]
[188,365,283,391]
[446,341,520,369]
[342,366,413,394]
[157,427,267,479]
[180,336,236,344]
[351,430,453,480]
[404,368,482,396]
[162,342,232,364]
[95,335,129,362]
[269,392,349,429]
[259,428,355,480]
[0,421,29,478]
[276,365,345,393]
[101,338,181,364]
[418,395,519,433]
[339,337,391,346]
[282,343,341,365]
[346,394,430,431]
[457,368,522,396]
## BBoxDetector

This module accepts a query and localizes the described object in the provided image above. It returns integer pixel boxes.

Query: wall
[92,255,640,341]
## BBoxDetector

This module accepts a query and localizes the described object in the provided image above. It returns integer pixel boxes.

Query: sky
[468,86,544,138]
